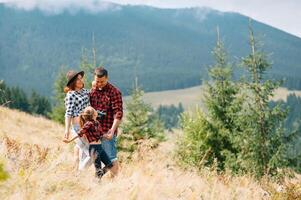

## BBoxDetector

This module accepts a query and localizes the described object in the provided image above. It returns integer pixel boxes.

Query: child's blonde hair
[92,81,97,89]
[79,106,96,128]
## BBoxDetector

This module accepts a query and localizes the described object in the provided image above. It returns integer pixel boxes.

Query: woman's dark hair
[64,74,84,93]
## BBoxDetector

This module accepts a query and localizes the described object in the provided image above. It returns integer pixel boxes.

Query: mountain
[0,4,301,97]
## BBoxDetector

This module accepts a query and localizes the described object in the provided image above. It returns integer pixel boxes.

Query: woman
[64,70,91,170]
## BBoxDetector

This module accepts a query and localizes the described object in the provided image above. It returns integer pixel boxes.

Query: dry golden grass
[0,106,300,200]
[272,87,301,101]
[124,85,204,110]
[0,106,63,148]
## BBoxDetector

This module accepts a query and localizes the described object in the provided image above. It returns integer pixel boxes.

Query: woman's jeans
[71,124,91,170]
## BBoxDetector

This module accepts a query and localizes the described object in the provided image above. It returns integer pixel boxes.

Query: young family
[62,67,123,179]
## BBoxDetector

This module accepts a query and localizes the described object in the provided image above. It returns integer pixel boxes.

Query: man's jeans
[101,135,117,162]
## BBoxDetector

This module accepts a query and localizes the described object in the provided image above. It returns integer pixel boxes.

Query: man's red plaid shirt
[89,82,123,135]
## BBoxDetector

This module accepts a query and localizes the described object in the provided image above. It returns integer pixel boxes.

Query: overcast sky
[1,0,301,38]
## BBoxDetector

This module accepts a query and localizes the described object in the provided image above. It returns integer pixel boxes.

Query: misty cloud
[1,0,301,37]
[1,0,122,15]
[192,7,222,22]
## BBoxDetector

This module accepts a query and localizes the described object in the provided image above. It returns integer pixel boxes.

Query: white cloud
[1,0,300,37]
[1,0,121,14]
[193,7,215,22]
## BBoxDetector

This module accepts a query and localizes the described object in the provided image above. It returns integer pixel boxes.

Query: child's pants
[71,124,91,170]
[89,144,113,177]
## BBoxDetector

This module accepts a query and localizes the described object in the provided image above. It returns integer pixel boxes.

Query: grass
[0,106,300,199]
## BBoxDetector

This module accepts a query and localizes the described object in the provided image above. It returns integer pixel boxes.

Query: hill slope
[1,106,296,199]
[124,86,301,110]
[1,4,301,96]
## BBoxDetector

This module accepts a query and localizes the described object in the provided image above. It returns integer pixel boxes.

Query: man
[90,67,123,176]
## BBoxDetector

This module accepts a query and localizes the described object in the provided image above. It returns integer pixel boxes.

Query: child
[63,106,113,179]
[91,80,97,90]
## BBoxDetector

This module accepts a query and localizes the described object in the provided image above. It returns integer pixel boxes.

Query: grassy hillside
[2,106,300,199]
[1,4,301,96]
[126,86,301,110]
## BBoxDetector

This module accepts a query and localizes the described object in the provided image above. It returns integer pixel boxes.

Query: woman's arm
[64,116,72,139]
[64,93,75,139]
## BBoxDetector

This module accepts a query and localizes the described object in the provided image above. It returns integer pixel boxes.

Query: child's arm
[63,122,91,143]
[63,135,79,143]
[62,127,87,143]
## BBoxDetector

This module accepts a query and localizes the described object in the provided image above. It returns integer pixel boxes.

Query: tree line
[0,80,52,117]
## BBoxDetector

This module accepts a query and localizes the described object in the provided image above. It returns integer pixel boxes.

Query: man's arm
[106,89,123,139]
[111,118,121,132]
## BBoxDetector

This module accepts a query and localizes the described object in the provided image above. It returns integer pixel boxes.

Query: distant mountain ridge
[0,3,301,96]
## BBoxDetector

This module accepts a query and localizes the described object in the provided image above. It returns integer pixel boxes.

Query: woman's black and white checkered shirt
[64,88,90,118]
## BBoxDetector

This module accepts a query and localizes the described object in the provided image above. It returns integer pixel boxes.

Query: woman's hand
[64,130,70,139]
[62,138,71,143]
[63,135,78,144]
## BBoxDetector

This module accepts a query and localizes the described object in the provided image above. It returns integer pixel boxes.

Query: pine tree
[234,24,295,177]
[119,78,165,154]
[80,48,95,87]
[203,29,241,170]
[80,34,102,87]
[270,94,301,173]
[1,80,51,117]
[0,80,11,106]
[49,66,67,124]
[9,86,30,112]
[177,29,240,170]
[29,91,52,117]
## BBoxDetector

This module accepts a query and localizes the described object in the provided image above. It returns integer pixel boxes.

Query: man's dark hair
[94,67,108,78]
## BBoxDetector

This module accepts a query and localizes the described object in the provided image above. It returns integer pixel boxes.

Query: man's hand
[104,128,115,140]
